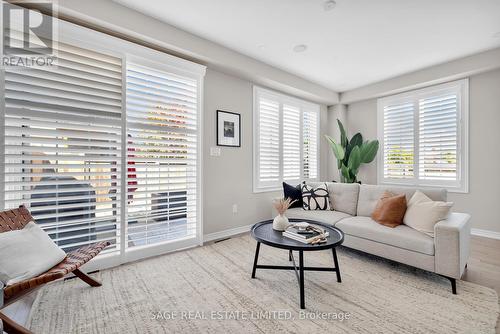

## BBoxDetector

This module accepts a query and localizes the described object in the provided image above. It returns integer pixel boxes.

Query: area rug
[29,234,499,333]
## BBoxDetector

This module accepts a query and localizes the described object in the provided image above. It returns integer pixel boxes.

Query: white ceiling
[113,0,500,92]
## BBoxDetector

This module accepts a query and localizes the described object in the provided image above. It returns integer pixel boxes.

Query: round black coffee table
[250,219,344,309]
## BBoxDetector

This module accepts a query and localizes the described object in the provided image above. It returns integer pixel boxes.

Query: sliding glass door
[0,5,205,268]
[125,63,199,250]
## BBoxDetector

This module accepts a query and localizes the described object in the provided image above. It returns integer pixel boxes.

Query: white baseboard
[203,224,254,243]
[471,228,500,240]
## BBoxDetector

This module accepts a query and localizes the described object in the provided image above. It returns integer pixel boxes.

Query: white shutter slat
[10,67,122,93]
[6,81,121,107]
[127,219,196,233]
[283,104,301,181]
[5,186,119,197]
[5,126,121,140]
[303,109,318,179]
[6,72,122,100]
[383,102,415,180]
[5,135,121,148]
[257,97,280,185]
[41,217,119,233]
[4,177,119,187]
[6,98,120,119]
[6,90,121,114]
[8,60,122,86]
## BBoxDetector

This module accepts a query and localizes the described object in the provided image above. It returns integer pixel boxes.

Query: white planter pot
[273,214,289,231]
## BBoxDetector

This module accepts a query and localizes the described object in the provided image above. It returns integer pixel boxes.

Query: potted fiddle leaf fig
[325,119,379,183]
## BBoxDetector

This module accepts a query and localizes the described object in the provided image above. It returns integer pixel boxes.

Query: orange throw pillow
[371,191,407,228]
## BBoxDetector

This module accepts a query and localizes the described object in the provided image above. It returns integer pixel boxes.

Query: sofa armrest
[434,212,471,279]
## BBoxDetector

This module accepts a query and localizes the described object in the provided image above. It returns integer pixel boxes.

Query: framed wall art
[216,110,241,147]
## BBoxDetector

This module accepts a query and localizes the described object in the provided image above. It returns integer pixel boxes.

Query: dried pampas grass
[273,197,297,215]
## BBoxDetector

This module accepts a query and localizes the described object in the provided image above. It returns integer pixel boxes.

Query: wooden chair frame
[0,206,110,334]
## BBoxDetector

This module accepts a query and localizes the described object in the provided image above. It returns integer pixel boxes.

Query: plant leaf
[325,135,345,161]
[350,168,359,180]
[346,132,363,160]
[350,133,363,148]
[337,159,343,169]
[337,119,348,148]
[348,145,361,172]
[360,140,379,163]
[341,164,350,181]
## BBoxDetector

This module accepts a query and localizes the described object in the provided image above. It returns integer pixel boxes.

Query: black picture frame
[216,110,241,147]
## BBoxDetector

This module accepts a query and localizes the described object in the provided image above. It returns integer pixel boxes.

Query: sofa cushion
[282,182,303,208]
[336,216,435,255]
[357,184,447,217]
[302,183,330,210]
[404,190,453,237]
[306,182,360,215]
[371,191,407,228]
[286,207,351,226]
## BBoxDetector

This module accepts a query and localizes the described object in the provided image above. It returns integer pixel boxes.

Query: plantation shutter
[125,63,198,247]
[254,87,320,191]
[378,79,467,191]
[303,109,318,179]
[3,40,122,253]
[382,102,415,180]
[418,93,458,182]
[282,104,301,181]
[256,96,280,188]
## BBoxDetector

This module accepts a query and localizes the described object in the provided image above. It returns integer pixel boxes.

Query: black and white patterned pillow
[301,183,331,210]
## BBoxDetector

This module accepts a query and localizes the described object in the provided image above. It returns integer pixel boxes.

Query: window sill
[378,181,469,194]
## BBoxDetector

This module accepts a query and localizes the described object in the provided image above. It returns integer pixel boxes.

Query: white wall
[345,99,378,184]
[341,47,500,104]
[325,104,348,182]
[52,0,338,105]
[203,69,328,236]
[345,69,500,233]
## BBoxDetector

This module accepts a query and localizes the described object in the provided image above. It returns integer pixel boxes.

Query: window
[0,7,205,266]
[3,42,123,253]
[377,79,468,192]
[125,63,198,248]
[253,86,320,192]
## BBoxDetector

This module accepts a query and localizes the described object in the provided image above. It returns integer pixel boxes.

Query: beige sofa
[284,183,471,294]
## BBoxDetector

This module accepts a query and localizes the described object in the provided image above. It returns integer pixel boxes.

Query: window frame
[253,86,320,193]
[0,7,206,270]
[377,79,469,193]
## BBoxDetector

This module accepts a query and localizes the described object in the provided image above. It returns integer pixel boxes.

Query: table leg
[251,242,261,278]
[288,250,292,261]
[299,250,305,309]
[332,247,342,283]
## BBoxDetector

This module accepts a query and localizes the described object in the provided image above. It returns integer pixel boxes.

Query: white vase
[273,214,289,231]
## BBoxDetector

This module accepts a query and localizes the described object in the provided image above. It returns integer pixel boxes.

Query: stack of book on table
[282,223,329,244]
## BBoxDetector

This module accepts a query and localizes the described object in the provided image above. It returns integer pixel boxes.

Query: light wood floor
[462,236,500,333]
[2,235,500,333]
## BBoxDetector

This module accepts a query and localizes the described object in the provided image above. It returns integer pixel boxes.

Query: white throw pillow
[0,222,66,286]
[403,190,453,237]
[302,183,331,210]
